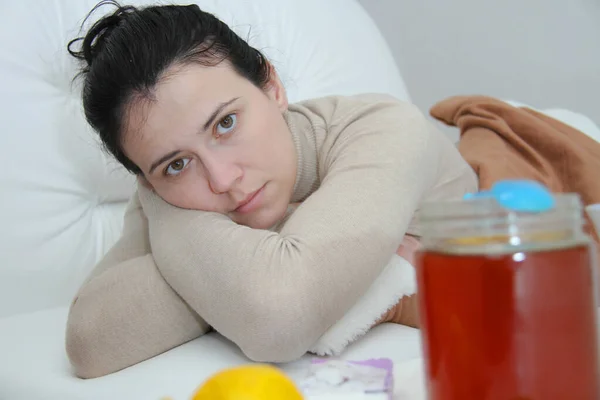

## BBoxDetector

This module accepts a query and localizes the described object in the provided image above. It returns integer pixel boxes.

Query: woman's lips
[234,185,265,214]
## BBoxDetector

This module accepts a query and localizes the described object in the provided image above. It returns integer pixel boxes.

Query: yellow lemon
[191,364,304,400]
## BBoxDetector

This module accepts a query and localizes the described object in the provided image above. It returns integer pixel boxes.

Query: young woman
[66,1,478,378]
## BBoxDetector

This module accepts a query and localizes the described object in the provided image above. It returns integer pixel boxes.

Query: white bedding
[504,100,600,143]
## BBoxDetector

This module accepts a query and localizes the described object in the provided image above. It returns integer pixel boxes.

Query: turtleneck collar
[283,106,319,203]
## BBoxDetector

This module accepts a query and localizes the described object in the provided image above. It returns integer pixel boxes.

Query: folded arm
[376,234,423,328]
[65,194,209,378]
[140,101,441,362]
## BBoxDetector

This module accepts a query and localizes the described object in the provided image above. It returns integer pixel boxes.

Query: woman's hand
[375,235,421,328]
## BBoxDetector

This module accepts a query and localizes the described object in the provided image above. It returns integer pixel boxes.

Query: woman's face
[122,62,297,230]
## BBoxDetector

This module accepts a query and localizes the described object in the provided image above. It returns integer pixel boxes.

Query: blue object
[463,179,556,213]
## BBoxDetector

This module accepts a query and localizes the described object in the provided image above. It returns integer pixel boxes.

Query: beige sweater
[66,94,477,378]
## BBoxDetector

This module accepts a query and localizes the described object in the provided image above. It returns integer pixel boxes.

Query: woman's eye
[165,158,190,176]
[215,114,237,136]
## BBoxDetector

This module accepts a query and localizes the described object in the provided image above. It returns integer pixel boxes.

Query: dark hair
[68,1,272,174]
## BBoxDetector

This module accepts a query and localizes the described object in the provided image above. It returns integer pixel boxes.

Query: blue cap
[463,179,556,213]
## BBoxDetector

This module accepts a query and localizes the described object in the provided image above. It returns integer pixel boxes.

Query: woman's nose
[203,156,242,194]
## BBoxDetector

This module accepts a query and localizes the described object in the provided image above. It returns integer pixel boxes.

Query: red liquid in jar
[416,245,600,400]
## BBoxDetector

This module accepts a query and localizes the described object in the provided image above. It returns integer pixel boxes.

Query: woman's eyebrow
[148,150,182,174]
[202,97,240,131]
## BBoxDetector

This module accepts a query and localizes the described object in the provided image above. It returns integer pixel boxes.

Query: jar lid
[421,180,582,222]
[418,180,585,253]
[464,180,555,212]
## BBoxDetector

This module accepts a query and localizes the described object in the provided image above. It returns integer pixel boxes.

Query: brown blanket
[430,95,600,243]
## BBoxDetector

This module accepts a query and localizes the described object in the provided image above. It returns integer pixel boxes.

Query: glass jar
[415,191,600,400]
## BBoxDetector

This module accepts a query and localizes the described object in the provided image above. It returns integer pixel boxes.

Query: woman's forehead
[155,63,246,106]
[126,64,248,131]
[121,63,256,162]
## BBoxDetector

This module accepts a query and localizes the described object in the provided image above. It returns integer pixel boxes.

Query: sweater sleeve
[65,193,210,378]
[138,101,441,362]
